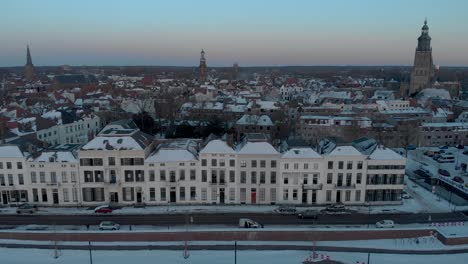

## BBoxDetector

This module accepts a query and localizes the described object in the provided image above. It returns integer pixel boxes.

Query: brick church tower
[408,19,434,96]
[199,49,208,83]
[24,45,36,82]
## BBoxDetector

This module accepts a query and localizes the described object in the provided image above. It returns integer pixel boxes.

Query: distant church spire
[24,44,36,81]
[199,49,208,82]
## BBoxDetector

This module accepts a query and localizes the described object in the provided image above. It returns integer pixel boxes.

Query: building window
[260,172,266,184]
[149,188,156,201]
[312,173,318,184]
[160,170,166,181]
[304,163,309,170]
[123,187,134,201]
[356,190,361,202]
[338,161,344,170]
[240,188,246,202]
[71,172,77,183]
[293,163,299,170]
[229,188,235,201]
[211,188,217,201]
[40,172,46,183]
[18,174,24,185]
[251,172,257,184]
[284,163,289,170]
[283,189,289,200]
[31,172,37,183]
[211,159,217,166]
[345,190,351,201]
[219,159,225,167]
[201,170,207,182]
[271,160,277,168]
[303,174,308,185]
[179,170,185,181]
[240,160,247,167]
[328,161,333,169]
[259,188,265,202]
[327,173,332,184]
[124,171,134,182]
[190,187,196,200]
[6,162,12,169]
[108,157,115,166]
[283,177,288,185]
[63,189,69,202]
[179,187,185,201]
[270,188,277,202]
[149,170,155,181]
[356,173,362,184]
[135,170,144,182]
[160,188,166,201]
[61,171,68,183]
[240,171,247,184]
[17,162,23,169]
[201,159,207,166]
[251,160,257,168]
[326,190,332,202]
[260,160,266,168]
[347,161,353,170]
[170,171,176,182]
[229,160,235,167]
[229,171,235,183]
[190,170,196,180]
[346,173,352,186]
[271,172,276,184]
[357,161,363,170]
[201,188,207,201]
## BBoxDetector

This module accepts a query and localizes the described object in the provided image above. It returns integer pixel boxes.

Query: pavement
[0,212,466,226]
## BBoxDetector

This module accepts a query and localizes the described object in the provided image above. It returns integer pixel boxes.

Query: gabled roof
[368,147,404,160]
[328,146,362,156]
[0,145,24,158]
[200,139,236,154]
[282,148,321,159]
[146,149,196,163]
[237,142,278,155]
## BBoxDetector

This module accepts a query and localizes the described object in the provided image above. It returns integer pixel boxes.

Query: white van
[437,155,455,163]
[239,218,263,228]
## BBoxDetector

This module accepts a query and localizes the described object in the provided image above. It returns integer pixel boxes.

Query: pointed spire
[424,17,427,25]
[26,44,33,66]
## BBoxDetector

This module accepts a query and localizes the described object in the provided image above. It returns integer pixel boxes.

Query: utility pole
[88,241,93,264]
[367,252,371,264]
[234,241,237,264]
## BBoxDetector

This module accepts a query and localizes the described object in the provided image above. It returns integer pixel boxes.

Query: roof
[0,145,24,158]
[328,146,362,156]
[146,149,196,163]
[82,131,153,151]
[200,140,236,154]
[32,151,77,163]
[282,148,321,159]
[237,142,278,155]
[368,147,404,160]
[236,114,274,126]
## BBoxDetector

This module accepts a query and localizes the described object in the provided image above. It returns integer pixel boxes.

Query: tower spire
[199,49,207,82]
[26,44,33,66]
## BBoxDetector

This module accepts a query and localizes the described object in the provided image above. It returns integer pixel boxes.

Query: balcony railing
[303,183,323,190]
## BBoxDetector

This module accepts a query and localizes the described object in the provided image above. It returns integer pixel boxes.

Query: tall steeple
[199,49,208,83]
[407,19,434,96]
[24,44,36,81]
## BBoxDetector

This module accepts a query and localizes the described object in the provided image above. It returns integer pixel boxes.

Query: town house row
[0,127,405,207]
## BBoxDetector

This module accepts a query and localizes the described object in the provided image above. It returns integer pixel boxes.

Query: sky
[1,0,468,67]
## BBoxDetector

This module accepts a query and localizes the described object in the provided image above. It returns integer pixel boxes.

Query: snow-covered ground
[0,248,466,264]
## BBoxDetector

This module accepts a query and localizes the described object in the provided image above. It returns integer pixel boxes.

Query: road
[0,211,466,226]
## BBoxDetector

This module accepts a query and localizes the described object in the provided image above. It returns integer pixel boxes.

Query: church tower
[408,19,434,96]
[24,45,36,82]
[199,49,208,83]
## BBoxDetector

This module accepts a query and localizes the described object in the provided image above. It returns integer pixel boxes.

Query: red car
[453,176,464,183]
[94,205,113,214]
[438,169,450,177]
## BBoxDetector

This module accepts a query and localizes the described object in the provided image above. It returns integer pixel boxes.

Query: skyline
[2,0,468,67]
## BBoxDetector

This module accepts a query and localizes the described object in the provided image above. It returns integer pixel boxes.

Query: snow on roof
[41,110,62,122]
[0,145,24,158]
[328,146,362,156]
[236,114,273,126]
[82,137,144,151]
[237,142,278,155]
[146,149,196,163]
[368,147,404,160]
[282,148,321,159]
[247,100,279,110]
[200,140,236,154]
[32,151,77,163]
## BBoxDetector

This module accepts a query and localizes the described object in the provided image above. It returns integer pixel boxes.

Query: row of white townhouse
[0,126,406,207]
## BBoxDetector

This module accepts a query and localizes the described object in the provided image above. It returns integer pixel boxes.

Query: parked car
[414,169,430,178]
[452,176,464,183]
[297,210,319,219]
[275,206,297,215]
[16,204,38,214]
[94,205,113,214]
[239,218,263,228]
[437,155,455,163]
[376,220,395,228]
[463,150,468,156]
[439,145,449,150]
[432,154,441,161]
[406,145,417,150]
[457,144,465,149]
[325,203,346,212]
[98,221,120,230]
[402,191,412,199]
[424,150,436,157]
[438,169,451,177]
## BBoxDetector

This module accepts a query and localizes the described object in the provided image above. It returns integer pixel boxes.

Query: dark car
[94,205,113,214]
[453,176,464,183]
[439,145,449,150]
[463,150,468,156]
[432,154,441,161]
[297,210,319,219]
[406,145,417,150]
[457,145,465,149]
[275,206,297,215]
[16,204,38,214]
[325,203,346,212]
[438,169,450,177]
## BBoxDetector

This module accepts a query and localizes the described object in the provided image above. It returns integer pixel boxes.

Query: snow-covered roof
[328,146,362,156]
[200,140,236,154]
[236,114,274,126]
[32,151,77,163]
[82,136,145,151]
[237,142,278,155]
[0,145,24,158]
[146,149,196,163]
[368,147,404,160]
[282,148,321,159]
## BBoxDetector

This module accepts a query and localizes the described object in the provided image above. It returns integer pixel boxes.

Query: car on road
[297,210,319,219]
[439,145,449,150]
[376,220,395,228]
[275,206,297,215]
[16,204,38,214]
[432,154,441,161]
[325,203,346,212]
[453,176,464,183]
[437,154,455,163]
[239,218,263,228]
[463,150,468,156]
[406,145,417,150]
[402,191,412,199]
[438,169,451,177]
[98,221,120,230]
[94,205,113,214]
[457,144,465,149]
[413,169,431,178]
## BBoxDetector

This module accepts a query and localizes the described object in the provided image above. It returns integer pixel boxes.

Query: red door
[251,189,256,204]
